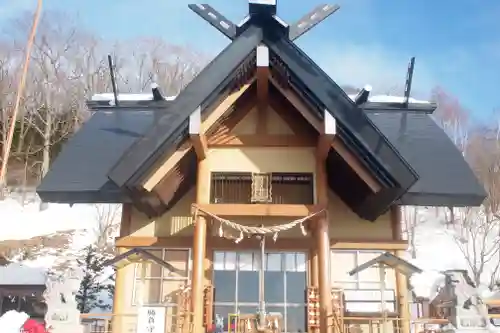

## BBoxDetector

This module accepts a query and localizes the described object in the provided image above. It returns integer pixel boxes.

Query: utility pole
[0,0,42,198]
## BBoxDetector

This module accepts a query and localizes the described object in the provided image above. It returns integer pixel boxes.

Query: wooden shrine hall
[37,1,486,333]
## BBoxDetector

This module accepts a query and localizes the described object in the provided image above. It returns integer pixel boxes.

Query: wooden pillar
[316,156,332,333]
[112,204,132,333]
[309,229,319,286]
[315,109,335,333]
[191,158,209,333]
[391,205,410,333]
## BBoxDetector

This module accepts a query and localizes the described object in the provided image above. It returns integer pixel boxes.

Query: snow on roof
[93,92,429,104]
[91,93,177,102]
[347,94,431,104]
[0,263,47,285]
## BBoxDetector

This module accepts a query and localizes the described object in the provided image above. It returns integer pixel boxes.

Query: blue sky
[1,0,500,121]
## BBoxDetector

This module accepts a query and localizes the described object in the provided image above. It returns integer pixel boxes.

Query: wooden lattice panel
[176,286,192,333]
[307,287,320,330]
[203,285,214,329]
[331,288,345,333]
[251,173,272,203]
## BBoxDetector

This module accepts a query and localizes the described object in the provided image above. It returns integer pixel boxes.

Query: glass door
[213,251,307,333]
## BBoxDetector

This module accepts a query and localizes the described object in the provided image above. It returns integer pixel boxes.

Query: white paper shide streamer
[193,204,325,242]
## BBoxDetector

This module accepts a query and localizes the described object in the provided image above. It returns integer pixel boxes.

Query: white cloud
[306,42,437,97]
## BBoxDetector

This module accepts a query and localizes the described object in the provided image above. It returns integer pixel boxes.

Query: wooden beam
[209,89,256,138]
[115,235,314,249]
[115,235,409,250]
[208,134,316,147]
[143,81,254,191]
[143,141,192,191]
[193,204,324,217]
[330,240,408,250]
[189,106,208,160]
[270,77,381,193]
[317,109,336,161]
[391,205,402,241]
[201,79,255,133]
[256,45,269,134]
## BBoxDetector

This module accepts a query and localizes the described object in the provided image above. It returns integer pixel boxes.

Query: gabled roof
[348,252,422,277]
[97,4,424,219]
[102,247,182,273]
[37,1,485,219]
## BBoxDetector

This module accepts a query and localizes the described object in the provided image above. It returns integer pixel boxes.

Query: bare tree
[93,204,121,251]
[448,206,500,288]
[402,206,420,259]
[431,86,470,154]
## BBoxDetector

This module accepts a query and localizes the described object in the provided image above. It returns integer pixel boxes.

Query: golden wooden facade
[111,63,412,333]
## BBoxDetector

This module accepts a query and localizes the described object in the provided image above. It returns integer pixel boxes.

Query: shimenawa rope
[192,204,325,242]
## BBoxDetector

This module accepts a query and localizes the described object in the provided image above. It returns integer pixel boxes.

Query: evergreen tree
[75,245,113,313]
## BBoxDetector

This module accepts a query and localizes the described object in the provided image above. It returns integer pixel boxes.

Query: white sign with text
[136,307,166,333]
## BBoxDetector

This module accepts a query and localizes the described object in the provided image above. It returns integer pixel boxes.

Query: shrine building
[37,1,486,333]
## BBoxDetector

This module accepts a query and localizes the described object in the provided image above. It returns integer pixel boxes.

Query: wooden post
[191,158,209,333]
[112,204,132,333]
[310,228,319,286]
[316,153,333,333]
[391,205,410,333]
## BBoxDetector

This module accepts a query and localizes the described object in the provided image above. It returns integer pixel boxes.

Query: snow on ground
[0,196,120,312]
[404,207,500,300]
[1,198,100,241]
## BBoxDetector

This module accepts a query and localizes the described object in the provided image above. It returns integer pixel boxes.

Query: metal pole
[107,55,119,107]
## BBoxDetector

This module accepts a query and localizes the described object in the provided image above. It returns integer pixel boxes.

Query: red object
[22,319,49,333]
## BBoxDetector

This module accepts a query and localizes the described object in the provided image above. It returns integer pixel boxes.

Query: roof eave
[37,189,130,204]
[398,192,486,207]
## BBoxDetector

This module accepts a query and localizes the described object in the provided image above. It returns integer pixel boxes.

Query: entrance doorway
[213,251,307,333]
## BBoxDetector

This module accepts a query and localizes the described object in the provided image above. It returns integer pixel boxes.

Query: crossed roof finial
[188,1,339,41]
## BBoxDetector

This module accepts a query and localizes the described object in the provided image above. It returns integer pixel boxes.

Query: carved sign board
[136,306,166,333]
